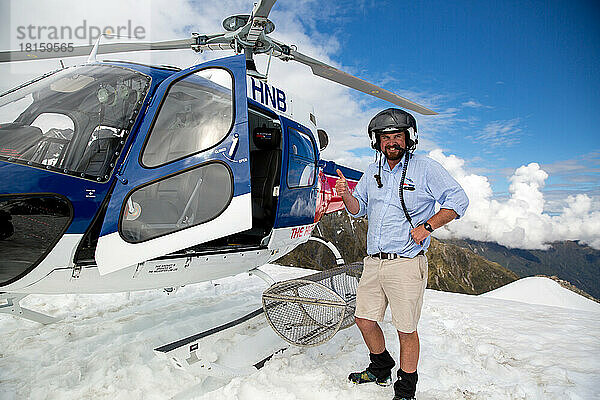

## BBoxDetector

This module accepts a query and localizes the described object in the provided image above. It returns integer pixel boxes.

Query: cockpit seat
[76,129,121,178]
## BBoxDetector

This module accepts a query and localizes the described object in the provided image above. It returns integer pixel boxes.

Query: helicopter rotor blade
[252,0,277,18]
[0,36,228,64]
[244,0,278,47]
[271,43,436,115]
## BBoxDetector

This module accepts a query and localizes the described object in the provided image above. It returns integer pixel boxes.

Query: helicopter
[0,0,436,326]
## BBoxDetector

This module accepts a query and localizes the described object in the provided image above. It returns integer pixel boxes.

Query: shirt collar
[381,154,405,173]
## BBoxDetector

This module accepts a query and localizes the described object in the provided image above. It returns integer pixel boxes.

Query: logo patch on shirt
[400,177,416,192]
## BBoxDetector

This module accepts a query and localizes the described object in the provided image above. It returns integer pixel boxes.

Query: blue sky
[308,0,600,204]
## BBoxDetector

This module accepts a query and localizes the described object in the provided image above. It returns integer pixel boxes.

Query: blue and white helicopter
[0,0,435,327]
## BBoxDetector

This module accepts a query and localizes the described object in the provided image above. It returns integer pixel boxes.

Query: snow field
[1,266,599,399]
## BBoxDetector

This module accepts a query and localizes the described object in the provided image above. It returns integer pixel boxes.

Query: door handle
[228,134,239,158]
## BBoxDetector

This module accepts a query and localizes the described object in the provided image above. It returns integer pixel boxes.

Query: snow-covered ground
[1,265,599,400]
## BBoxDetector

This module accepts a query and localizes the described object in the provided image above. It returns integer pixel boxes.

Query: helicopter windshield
[0,65,150,181]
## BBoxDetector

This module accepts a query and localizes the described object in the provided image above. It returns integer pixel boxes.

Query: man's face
[379,131,406,160]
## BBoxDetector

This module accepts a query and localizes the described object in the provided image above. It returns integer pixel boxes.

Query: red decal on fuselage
[290,225,314,239]
[314,170,358,222]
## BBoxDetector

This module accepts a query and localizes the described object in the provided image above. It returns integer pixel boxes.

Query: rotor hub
[222,14,275,34]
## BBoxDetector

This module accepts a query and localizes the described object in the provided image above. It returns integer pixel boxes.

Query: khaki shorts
[355,255,428,333]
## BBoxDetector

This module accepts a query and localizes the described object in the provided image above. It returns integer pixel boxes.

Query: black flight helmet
[368,108,418,151]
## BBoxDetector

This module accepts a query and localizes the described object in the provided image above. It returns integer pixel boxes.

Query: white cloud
[468,118,523,148]
[429,149,600,250]
[462,99,491,109]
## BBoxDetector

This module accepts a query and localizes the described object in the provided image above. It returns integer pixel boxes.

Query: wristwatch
[423,222,434,233]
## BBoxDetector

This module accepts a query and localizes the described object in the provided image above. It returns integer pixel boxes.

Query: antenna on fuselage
[87,36,102,63]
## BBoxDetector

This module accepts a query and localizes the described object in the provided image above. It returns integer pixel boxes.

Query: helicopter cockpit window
[0,64,150,181]
[287,127,316,188]
[141,68,233,167]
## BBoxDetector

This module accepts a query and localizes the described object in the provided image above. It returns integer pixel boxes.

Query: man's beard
[383,145,405,160]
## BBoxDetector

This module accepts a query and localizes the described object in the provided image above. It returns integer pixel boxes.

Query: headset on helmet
[368,108,418,152]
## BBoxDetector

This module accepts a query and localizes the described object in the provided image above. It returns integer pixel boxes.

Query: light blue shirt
[349,153,469,257]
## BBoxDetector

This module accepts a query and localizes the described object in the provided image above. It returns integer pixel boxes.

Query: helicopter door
[95,55,251,275]
[274,118,319,228]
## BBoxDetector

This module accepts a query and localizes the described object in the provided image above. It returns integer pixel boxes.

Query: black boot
[348,349,395,386]
[393,369,418,399]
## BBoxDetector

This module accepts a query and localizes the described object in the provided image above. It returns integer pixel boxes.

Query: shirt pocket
[398,179,419,214]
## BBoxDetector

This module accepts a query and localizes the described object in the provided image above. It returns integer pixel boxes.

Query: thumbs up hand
[335,169,350,198]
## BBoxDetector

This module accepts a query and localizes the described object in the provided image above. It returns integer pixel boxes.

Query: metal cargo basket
[262,263,362,347]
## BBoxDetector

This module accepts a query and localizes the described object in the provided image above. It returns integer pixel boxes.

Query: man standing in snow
[335,108,469,400]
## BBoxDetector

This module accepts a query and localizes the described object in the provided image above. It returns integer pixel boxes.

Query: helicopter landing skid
[0,293,61,324]
[154,307,288,375]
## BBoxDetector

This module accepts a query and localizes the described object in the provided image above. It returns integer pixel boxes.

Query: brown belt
[369,250,424,260]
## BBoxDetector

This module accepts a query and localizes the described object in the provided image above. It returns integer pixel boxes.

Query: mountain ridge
[445,238,600,299]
